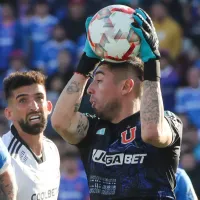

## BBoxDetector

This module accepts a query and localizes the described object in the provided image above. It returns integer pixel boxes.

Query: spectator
[58,152,90,200]
[16,0,32,20]
[61,0,87,42]
[180,151,200,197]
[189,0,200,49]
[47,75,66,107]
[175,67,200,129]
[5,49,28,76]
[17,0,34,54]
[26,0,58,68]
[0,3,22,73]
[76,33,86,59]
[38,24,76,76]
[160,0,185,26]
[151,2,182,59]
[160,50,180,111]
[46,49,75,89]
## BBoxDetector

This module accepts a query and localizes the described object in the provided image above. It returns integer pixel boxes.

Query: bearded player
[2,71,60,200]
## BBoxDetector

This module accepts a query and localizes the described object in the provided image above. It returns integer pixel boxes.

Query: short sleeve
[164,111,183,146]
[0,138,11,175]
[76,113,99,149]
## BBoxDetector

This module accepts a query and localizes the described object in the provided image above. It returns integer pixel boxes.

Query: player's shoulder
[176,168,189,181]
[2,130,14,148]
[2,130,27,158]
[164,110,179,118]
[164,111,183,127]
[43,136,56,145]
[43,136,59,152]
[0,136,11,173]
[176,168,186,177]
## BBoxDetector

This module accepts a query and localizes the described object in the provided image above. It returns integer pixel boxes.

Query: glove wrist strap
[144,59,160,81]
[76,53,99,77]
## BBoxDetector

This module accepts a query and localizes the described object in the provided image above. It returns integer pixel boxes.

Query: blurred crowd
[0,0,200,199]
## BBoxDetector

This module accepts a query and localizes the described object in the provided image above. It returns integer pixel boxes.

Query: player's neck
[19,132,43,156]
[111,98,140,124]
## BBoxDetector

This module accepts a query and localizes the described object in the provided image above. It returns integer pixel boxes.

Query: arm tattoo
[74,103,80,112]
[77,114,89,138]
[141,81,163,125]
[66,81,80,94]
[0,172,16,200]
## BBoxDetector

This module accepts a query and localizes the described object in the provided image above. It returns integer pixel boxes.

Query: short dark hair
[3,71,47,100]
[96,57,144,98]
[97,57,144,81]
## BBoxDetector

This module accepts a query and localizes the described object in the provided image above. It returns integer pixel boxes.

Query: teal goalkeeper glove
[76,17,100,77]
[131,8,160,62]
[83,17,100,59]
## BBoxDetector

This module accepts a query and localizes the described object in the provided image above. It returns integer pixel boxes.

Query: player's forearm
[51,73,89,131]
[140,61,165,143]
[0,166,17,200]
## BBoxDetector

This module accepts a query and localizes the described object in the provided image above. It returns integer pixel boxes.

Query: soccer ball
[87,5,141,63]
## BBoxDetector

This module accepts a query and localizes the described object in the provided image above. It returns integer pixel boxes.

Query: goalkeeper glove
[131,8,160,62]
[76,17,100,77]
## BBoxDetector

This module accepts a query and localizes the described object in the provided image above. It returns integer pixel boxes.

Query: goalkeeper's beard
[93,99,121,121]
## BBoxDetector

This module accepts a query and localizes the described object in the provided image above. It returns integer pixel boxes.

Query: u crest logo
[121,127,136,144]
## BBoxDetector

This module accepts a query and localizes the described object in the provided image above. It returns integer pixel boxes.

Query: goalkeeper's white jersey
[2,126,60,200]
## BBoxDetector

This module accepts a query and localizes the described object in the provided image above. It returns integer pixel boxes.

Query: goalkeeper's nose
[87,81,95,95]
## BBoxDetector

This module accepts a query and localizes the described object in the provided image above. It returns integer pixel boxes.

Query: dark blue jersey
[76,111,182,200]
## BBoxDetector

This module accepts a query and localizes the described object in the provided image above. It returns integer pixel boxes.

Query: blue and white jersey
[39,39,76,76]
[27,15,58,67]
[175,168,198,200]
[0,20,22,70]
[0,137,10,175]
[175,87,200,129]
[76,111,182,200]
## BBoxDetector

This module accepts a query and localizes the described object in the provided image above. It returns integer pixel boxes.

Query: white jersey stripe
[13,143,23,159]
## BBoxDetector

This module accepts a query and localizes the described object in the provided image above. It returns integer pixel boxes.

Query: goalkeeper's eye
[96,80,102,84]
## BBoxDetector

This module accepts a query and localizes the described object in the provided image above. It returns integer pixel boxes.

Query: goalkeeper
[52,8,183,199]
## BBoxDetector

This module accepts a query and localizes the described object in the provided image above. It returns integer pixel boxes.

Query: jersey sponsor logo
[92,149,147,166]
[31,187,58,200]
[121,127,136,144]
[96,128,106,135]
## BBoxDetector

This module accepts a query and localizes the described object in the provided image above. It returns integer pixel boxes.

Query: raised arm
[0,165,17,200]
[131,8,172,147]
[51,70,90,144]
[51,17,100,144]
[141,62,172,147]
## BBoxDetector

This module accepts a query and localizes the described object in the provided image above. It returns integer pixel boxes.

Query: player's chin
[94,109,110,120]
[93,108,102,117]
[28,124,46,135]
